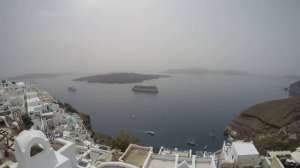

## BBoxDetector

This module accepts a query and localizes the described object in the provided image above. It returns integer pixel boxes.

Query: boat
[132,85,159,93]
[145,131,155,136]
[132,114,135,120]
[204,145,207,150]
[186,139,198,146]
[209,131,216,138]
[68,86,77,92]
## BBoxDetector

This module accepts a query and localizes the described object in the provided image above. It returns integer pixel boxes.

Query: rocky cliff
[58,102,112,145]
[289,80,300,96]
[225,96,300,154]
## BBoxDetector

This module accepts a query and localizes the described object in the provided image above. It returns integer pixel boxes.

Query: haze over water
[19,73,296,152]
[0,0,300,153]
[1,1,300,78]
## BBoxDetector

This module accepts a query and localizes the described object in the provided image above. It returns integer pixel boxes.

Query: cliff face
[226,96,300,154]
[58,102,112,145]
[289,80,300,96]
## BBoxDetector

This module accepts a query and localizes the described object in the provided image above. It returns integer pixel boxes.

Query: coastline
[224,96,300,155]
[57,101,112,146]
[73,72,170,84]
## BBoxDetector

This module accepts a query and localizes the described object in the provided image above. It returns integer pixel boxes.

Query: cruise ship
[132,85,159,93]
[0,79,289,168]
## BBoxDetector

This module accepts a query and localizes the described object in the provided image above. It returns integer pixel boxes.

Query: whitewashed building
[26,92,43,117]
[11,129,74,168]
[221,141,259,167]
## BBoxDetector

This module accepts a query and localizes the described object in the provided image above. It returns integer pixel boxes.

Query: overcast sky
[0,0,299,77]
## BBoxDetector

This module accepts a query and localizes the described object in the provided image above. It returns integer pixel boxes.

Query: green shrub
[21,114,33,130]
[111,130,140,152]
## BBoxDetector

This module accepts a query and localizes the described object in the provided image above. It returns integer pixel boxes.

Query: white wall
[13,130,73,168]
[26,92,37,99]
[55,138,78,168]
[237,154,259,167]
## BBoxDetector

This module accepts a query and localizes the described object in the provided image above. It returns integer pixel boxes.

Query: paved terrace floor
[196,162,211,168]
[147,158,175,168]
[123,148,150,167]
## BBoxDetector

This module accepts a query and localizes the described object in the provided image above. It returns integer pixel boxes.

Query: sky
[0,0,299,77]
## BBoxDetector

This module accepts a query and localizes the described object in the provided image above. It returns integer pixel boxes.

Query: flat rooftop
[147,158,175,168]
[232,142,259,155]
[51,141,65,151]
[161,148,190,158]
[122,146,151,167]
[26,92,37,96]
[26,97,40,103]
[27,105,42,113]
[196,162,211,168]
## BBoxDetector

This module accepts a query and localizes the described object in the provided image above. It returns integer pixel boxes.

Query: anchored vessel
[145,131,156,136]
[209,131,216,138]
[68,86,77,92]
[132,85,159,93]
[186,139,198,146]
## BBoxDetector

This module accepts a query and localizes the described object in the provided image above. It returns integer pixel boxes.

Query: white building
[291,147,300,163]
[16,82,26,89]
[221,141,259,167]
[11,129,74,168]
[9,92,26,119]
[26,92,43,117]
[0,88,6,101]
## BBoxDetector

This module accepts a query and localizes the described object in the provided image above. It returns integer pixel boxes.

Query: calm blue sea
[13,73,297,152]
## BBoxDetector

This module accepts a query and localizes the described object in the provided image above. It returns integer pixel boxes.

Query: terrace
[195,157,214,168]
[146,154,176,168]
[159,147,191,158]
[120,144,153,167]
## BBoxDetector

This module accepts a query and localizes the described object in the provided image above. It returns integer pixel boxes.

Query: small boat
[186,139,198,146]
[145,131,155,136]
[68,86,77,92]
[204,145,207,150]
[132,114,135,120]
[209,131,216,138]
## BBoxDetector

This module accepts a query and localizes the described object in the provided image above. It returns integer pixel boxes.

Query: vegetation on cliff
[21,114,34,130]
[111,130,140,152]
[58,101,112,145]
[225,96,300,155]
[58,102,140,149]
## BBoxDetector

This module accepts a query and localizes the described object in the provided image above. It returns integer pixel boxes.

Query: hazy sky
[0,0,299,77]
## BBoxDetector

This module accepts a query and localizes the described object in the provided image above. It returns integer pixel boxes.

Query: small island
[8,73,65,80]
[165,67,250,75]
[73,73,170,84]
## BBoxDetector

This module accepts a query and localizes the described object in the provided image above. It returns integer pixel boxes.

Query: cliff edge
[289,80,300,96]
[58,102,112,145]
[225,96,300,154]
